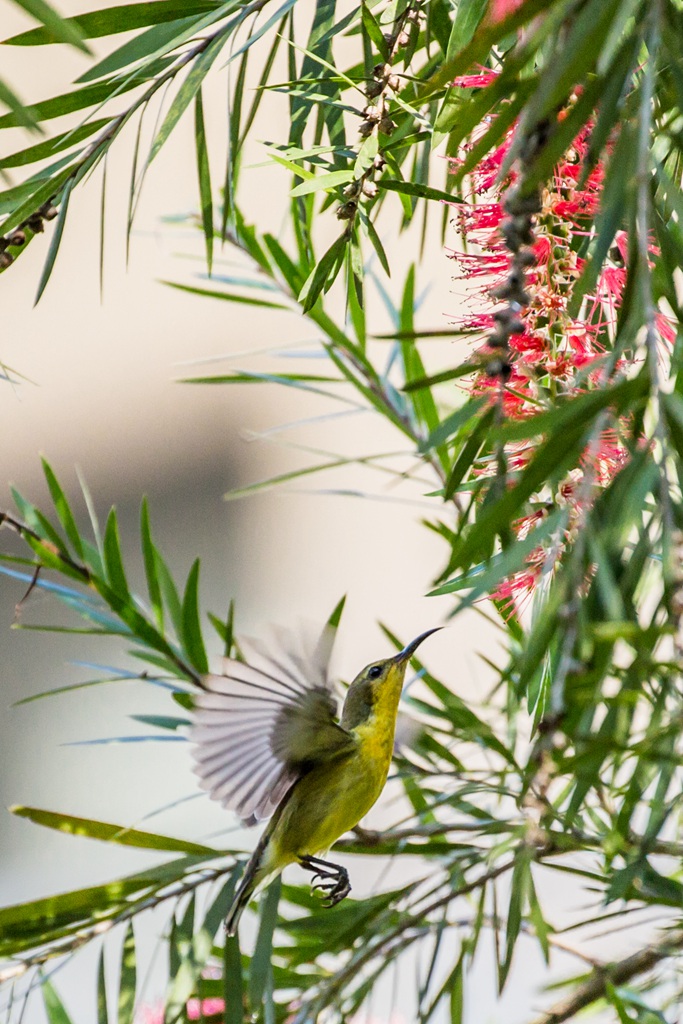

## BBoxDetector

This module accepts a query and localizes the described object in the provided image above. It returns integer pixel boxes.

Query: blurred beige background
[0,4,586,1023]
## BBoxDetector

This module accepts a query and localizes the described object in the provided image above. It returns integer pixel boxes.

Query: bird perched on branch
[190,622,440,935]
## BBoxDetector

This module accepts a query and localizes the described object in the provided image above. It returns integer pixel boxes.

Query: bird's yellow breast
[266,714,394,870]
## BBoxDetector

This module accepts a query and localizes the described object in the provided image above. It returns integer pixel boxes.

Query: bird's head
[341,627,441,729]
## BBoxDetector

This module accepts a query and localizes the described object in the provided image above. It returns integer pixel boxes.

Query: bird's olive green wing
[190,624,355,825]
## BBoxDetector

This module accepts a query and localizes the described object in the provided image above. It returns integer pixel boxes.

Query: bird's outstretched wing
[190,624,355,825]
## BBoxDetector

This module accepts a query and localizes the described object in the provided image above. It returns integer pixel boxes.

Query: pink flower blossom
[488,0,528,22]
[187,996,226,1020]
[136,1004,164,1024]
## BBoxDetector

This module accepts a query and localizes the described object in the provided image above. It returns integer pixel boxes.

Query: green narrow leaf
[97,944,109,1024]
[181,559,209,674]
[208,599,235,655]
[223,930,244,1024]
[419,397,486,453]
[500,845,530,988]
[360,209,390,276]
[11,805,221,856]
[126,104,145,264]
[4,0,220,44]
[42,978,74,1024]
[0,120,110,172]
[353,133,377,180]
[419,0,558,98]
[166,895,197,1023]
[99,154,107,298]
[75,16,202,84]
[34,177,73,305]
[227,0,297,64]
[430,508,568,608]
[237,22,283,149]
[326,594,346,630]
[148,31,227,164]
[400,265,439,434]
[154,554,184,639]
[0,70,152,131]
[117,922,136,1024]
[347,227,365,333]
[0,77,39,130]
[194,89,213,275]
[168,893,194,985]
[41,458,84,558]
[248,877,281,1011]
[11,487,69,554]
[14,0,90,51]
[0,855,212,957]
[162,280,288,309]
[527,870,551,962]
[140,498,163,630]
[298,233,347,312]
[450,952,465,1024]
[380,179,462,204]
[166,874,239,1023]
[290,168,355,197]
[360,1,389,61]
[102,507,130,598]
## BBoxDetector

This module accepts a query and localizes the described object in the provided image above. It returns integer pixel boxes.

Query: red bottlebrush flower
[445,87,676,616]
[453,70,500,89]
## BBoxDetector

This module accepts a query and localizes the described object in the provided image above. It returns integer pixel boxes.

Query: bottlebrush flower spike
[448,81,672,616]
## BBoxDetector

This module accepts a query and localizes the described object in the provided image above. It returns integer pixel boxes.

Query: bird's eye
[368,665,383,680]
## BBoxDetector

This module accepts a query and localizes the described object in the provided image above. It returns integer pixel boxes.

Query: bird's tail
[225,827,273,936]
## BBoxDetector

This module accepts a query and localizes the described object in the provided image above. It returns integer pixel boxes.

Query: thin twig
[528,930,683,1024]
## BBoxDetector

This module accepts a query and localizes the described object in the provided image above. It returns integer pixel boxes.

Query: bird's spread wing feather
[190,624,355,824]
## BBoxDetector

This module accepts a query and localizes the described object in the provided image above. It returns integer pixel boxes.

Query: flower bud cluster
[0,200,58,271]
[336,1,424,226]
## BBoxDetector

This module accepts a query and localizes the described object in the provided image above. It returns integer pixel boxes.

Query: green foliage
[2,0,683,1022]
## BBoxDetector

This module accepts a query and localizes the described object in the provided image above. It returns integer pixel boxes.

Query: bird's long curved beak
[394,627,442,664]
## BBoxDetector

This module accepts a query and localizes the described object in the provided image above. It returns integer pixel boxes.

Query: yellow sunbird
[190,624,440,935]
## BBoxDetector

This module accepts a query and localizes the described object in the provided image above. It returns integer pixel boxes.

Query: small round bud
[0,251,14,269]
[337,201,357,221]
[493,309,524,334]
[42,205,59,221]
[362,181,379,199]
[516,248,536,268]
[7,230,26,246]
[486,357,512,380]
[378,116,396,135]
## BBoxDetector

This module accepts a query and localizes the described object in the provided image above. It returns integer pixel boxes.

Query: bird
[189,622,440,935]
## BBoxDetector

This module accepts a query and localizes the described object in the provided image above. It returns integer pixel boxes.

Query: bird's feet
[312,868,351,907]
[299,855,351,907]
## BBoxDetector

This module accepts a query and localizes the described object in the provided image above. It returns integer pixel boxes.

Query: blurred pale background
[0,3,615,1022]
